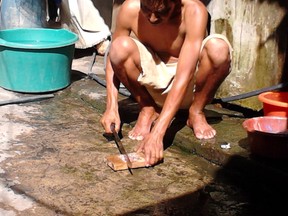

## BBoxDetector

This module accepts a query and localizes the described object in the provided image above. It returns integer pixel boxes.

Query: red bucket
[258,91,288,117]
[242,116,288,159]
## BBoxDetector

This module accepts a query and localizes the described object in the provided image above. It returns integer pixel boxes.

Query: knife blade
[110,123,133,175]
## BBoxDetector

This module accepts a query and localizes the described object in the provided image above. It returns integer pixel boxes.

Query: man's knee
[109,36,136,64]
[203,38,231,69]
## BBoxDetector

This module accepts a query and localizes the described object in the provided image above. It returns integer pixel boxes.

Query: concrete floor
[0,48,288,216]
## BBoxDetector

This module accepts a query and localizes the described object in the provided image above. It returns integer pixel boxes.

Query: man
[101,0,232,166]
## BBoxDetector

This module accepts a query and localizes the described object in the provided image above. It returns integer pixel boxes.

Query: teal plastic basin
[0,28,78,93]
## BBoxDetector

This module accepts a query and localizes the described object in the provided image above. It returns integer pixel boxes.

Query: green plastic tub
[0,28,78,93]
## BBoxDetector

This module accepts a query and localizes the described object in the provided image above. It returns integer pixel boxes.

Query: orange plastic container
[258,91,288,117]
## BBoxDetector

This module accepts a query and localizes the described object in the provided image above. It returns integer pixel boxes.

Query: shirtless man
[101,0,232,166]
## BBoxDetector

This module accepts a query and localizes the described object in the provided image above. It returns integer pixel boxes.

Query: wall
[205,0,288,110]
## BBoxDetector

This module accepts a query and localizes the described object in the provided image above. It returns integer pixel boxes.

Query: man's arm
[156,2,208,127]
[141,1,208,165]
[101,0,137,133]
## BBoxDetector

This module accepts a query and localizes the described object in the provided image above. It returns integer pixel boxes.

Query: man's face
[140,0,175,25]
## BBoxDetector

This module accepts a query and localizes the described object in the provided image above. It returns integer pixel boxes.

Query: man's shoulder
[122,0,140,11]
[119,0,140,19]
[116,0,140,22]
[182,0,206,10]
[182,0,207,18]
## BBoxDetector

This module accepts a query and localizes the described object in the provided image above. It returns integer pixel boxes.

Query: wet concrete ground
[0,48,288,216]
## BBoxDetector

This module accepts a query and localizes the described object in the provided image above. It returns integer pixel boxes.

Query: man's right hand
[100,110,121,134]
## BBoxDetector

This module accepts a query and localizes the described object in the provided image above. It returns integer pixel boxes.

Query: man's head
[140,0,181,25]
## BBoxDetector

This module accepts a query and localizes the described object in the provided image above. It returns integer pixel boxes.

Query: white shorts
[135,34,233,109]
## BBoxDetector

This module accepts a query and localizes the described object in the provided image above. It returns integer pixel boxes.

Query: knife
[110,123,133,175]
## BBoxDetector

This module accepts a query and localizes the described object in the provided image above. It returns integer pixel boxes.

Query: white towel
[61,0,111,49]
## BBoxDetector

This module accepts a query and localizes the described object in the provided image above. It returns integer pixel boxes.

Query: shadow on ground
[115,96,288,215]
[120,156,288,216]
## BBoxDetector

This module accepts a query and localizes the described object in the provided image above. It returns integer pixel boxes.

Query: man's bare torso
[136,13,184,63]
[119,0,205,63]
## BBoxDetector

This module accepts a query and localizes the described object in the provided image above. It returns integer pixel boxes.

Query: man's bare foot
[187,112,216,139]
[128,107,159,140]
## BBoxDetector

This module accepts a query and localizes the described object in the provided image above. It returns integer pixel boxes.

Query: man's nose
[149,13,159,23]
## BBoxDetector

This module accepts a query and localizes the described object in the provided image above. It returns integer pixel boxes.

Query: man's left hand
[136,132,164,166]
